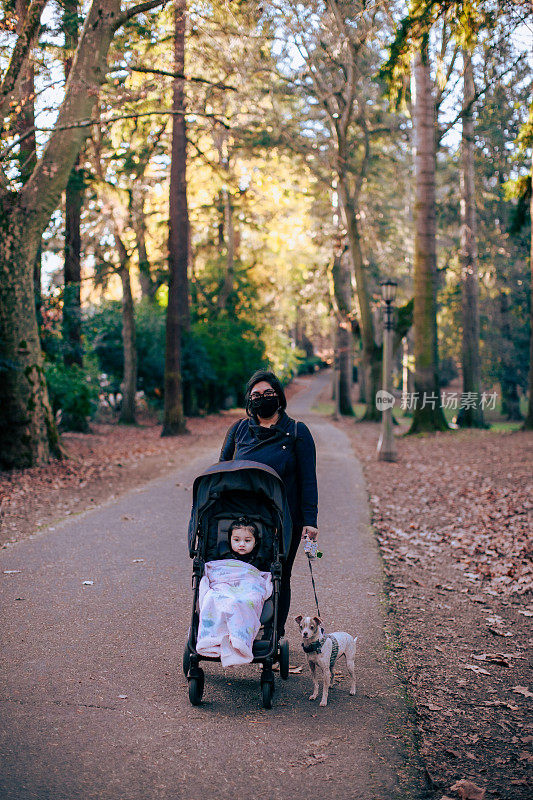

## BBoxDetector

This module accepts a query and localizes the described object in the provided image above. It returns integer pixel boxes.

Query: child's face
[230,526,256,556]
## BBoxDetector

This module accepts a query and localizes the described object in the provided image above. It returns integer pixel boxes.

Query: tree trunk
[0,0,126,468]
[162,0,188,436]
[15,0,42,328]
[457,49,485,428]
[214,131,235,312]
[330,247,354,415]
[337,323,353,415]
[34,243,42,329]
[116,238,137,425]
[524,148,533,429]
[15,0,37,185]
[358,345,367,404]
[131,186,156,301]
[402,332,415,408]
[62,1,84,367]
[217,184,235,310]
[409,45,448,433]
[0,206,61,469]
[499,290,522,421]
[336,175,380,420]
[63,159,84,366]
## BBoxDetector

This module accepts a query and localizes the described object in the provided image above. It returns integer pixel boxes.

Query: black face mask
[249,394,280,419]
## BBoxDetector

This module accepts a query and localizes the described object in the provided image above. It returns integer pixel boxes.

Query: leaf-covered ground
[341,419,532,800]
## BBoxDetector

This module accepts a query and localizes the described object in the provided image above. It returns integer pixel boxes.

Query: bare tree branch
[1,108,230,162]
[0,0,47,128]
[128,65,238,91]
[439,53,526,139]
[113,0,168,31]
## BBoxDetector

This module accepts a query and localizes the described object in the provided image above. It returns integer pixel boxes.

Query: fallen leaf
[449,778,486,800]
[512,685,533,699]
[483,700,518,710]
[487,627,513,637]
[304,755,327,767]
[472,653,510,666]
[422,703,442,711]
[464,664,491,675]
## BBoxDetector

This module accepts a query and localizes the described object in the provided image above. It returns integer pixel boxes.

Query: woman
[219,369,319,637]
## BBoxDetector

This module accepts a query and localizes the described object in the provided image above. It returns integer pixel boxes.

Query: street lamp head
[380,279,397,304]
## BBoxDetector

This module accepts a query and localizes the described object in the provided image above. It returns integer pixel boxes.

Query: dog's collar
[302,631,327,654]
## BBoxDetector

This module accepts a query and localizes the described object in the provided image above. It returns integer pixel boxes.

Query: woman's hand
[302,525,318,541]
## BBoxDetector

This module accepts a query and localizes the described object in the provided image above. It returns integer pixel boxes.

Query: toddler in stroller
[195,518,273,666]
[184,460,292,708]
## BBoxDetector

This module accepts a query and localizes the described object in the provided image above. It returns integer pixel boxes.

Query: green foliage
[83,302,124,392]
[191,315,266,410]
[505,174,531,235]
[45,363,98,432]
[83,301,267,414]
[297,355,326,375]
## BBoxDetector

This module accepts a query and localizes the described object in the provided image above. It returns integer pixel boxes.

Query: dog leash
[304,536,322,617]
[306,555,321,618]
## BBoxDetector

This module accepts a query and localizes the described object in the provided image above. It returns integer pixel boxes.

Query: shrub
[296,355,325,375]
[45,363,98,432]
[83,302,267,415]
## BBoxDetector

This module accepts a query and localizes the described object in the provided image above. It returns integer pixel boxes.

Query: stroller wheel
[188,669,204,706]
[279,638,289,680]
[182,646,191,678]
[261,680,273,709]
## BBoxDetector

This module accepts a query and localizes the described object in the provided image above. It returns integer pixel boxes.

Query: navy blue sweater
[219,410,318,529]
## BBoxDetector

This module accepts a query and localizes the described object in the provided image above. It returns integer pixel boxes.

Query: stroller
[184,459,292,708]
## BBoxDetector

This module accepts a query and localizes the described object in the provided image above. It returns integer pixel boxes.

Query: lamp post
[377,279,397,462]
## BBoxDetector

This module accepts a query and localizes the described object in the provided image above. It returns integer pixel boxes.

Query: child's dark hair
[228,516,259,542]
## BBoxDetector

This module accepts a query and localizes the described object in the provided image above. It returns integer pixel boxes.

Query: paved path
[0,373,425,800]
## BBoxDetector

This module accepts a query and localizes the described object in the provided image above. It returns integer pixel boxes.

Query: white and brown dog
[295,615,357,707]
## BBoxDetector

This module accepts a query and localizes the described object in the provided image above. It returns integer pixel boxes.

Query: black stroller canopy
[188,460,293,558]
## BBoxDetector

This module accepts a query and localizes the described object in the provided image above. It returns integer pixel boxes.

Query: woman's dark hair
[244,370,287,418]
